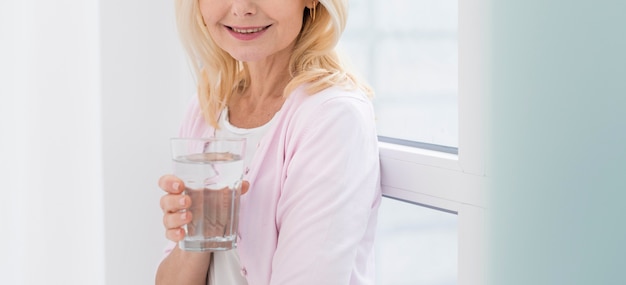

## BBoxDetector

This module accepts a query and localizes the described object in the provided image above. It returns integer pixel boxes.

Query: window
[339,1,488,284]
[376,198,458,284]
[339,0,458,147]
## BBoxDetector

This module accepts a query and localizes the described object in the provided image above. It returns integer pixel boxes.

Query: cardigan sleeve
[177,95,208,138]
[270,93,382,285]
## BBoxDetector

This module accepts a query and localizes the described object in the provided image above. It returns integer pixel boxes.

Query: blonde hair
[175,0,373,128]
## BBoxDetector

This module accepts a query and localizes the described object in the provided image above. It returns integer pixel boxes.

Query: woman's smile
[199,0,307,62]
[225,25,272,40]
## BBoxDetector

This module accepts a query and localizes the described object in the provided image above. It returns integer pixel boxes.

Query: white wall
[0,1,105,284]
[1,1,193,284]
[100,1,193,284]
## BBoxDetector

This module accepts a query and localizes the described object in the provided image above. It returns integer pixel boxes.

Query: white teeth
[232,27,265,34]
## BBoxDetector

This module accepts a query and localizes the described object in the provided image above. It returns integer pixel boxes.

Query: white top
[209,108,278,285]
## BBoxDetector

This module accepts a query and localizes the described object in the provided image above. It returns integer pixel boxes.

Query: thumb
[241,180,250,195]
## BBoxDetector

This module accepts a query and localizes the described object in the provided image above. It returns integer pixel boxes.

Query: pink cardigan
[178,85,381,285]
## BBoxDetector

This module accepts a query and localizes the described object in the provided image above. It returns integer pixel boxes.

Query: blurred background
[1,1,191,284]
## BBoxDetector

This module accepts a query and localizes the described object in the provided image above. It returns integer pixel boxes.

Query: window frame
[376,1,488,284]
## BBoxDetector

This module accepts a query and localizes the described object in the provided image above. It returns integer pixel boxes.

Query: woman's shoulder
[286,84,372,112]
[279,84,376,132]
[178,94,214,138]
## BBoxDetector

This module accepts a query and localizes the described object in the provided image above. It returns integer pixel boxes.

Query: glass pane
[340,0,459,147]
[375,197,458,285]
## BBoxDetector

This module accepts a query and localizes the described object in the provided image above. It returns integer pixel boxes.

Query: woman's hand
[158,175,250,242]
[159,175,191,242]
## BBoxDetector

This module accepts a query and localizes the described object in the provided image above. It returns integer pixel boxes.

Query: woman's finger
[158,174,184,194]
[241,180,250,195]
[163,211,193,230]
[165,228,186,242]
[160,194,191,213]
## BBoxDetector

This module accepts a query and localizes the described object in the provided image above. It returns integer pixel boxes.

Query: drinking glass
[170,138,246,251]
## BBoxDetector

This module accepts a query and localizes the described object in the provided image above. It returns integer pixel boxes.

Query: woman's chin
[229,51,264,63]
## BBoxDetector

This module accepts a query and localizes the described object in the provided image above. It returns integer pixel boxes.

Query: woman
[156,0,381,284]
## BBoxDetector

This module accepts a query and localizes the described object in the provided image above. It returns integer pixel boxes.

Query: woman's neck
[245,56,291,99]
[227,61,291,128]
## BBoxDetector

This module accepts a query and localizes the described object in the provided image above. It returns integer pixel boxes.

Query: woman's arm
[270,94,381,284]
[156,246,211,285]
[155,98,214,284]
[155,175,212,285]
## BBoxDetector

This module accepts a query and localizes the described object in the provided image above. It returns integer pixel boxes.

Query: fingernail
[180,212,187,220]
[172,182,180,191]
[179,197,186,206]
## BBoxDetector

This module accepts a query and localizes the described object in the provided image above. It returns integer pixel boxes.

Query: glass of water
[170,137,246,251]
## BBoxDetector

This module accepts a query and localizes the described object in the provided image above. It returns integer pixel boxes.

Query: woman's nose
[231,0,257,17]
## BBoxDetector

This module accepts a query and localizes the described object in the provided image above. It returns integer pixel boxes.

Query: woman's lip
[225,25,271,40]
[229,25,270,33]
